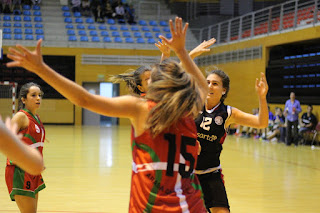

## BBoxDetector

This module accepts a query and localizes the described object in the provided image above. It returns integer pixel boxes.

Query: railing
[191,0,320,45]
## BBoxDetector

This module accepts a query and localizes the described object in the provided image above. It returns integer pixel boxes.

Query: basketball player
[0,117,44,175]
[7,17,208,213]
[195,70,269,213]
[5,82,46,213]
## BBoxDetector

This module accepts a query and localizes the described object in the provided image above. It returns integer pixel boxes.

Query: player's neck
[206,100,220,110]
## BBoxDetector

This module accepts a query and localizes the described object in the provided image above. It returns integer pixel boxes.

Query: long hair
[146,60,203,136]
[18,82,43,111]
[109,66,151,95]
[206,69,230,102]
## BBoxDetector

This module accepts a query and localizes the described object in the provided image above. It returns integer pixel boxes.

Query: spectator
[31,0,41,5]
[3,0,12,14]
[71,0,81,13]
[284,92,302,146]
[81,0,91,17]
[299,104,317,144]
[266,107,286,142]
[12,0,21,14]
[94,4,105,23]
[103,1,114,18]
[126,4,136,24]
[115,2,125,19]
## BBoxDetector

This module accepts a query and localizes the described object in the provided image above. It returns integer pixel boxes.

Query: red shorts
[5,165,46,201]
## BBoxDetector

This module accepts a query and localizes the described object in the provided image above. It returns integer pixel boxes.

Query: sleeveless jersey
[129,103,206,213]
[7,109,45,165]
[195,103,231,174]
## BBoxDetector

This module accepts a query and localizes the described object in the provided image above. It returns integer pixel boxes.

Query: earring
[222,92,225,95]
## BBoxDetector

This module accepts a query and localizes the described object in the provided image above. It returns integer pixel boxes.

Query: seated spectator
[104,1,114,19]
[12,0,22,15]
[94,4,105,23]
[299,104,317,143]
[71,0,81,13]
[126,4,136,24]
[81,0,91,16]
[3,0,13,14]
[31,0,41,5]
[115,2,125,19]
[266,107,286,142]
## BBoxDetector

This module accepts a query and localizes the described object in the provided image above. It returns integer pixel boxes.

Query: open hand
[255,72,269,98]
[6,39,44,74]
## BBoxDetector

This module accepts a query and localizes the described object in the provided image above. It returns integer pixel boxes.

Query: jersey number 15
[164,133,196,178]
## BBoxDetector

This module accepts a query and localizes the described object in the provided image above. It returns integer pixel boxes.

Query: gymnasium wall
[3,25,320,125]
[2,46,161,125]
[200,25,320,119]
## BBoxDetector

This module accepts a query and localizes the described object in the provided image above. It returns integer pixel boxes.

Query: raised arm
[0,117,44,175]
[6,40,141,119]
[159,17,208,101]
[226,73,269,129]
[189,38,216,60]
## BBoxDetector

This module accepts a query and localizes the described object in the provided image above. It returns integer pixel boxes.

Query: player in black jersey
[195,69,269,213]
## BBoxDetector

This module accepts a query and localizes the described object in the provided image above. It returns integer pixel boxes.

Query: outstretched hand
[155,41,171,59]
[159,17,188,54]
[255,72,269,98]
[6,39,44,74]
[189,38,216,60]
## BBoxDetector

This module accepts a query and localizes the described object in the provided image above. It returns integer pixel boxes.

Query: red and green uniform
[5,109,46,201]
[129,102,206,213]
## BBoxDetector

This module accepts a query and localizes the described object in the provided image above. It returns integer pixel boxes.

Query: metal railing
[191,0,320,45]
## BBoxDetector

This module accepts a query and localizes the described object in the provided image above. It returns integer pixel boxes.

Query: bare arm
[0,118,44,175]
[6,40,143,120]
[159,17,208,102]
[189,38,216,60]
[226,73,269,129]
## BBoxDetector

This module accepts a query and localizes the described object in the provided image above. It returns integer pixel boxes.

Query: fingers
[16,44,31,56]
[182,22,188,35]
[36,39,42,55]
[155,43,160,49]
[8,47,24,58]
[169,19,174,35]
[159,35,169,46]
[6,61,21,68]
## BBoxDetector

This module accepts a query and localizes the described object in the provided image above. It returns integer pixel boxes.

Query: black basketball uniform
[195,102,232,211]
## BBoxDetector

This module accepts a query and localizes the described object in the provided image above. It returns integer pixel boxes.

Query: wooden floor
[0,125,319,213]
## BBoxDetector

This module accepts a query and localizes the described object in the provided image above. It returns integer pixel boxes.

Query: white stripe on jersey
[132,161,191,173]
[30,142,44,148]
[175,154,189,213]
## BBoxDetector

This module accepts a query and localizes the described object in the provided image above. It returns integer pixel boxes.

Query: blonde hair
[109,66,151,96]
[146,60,203,136]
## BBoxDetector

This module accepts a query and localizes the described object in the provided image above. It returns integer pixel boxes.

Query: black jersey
[195,103,231,174]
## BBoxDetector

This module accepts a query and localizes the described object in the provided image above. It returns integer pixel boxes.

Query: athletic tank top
[129,102,206,213]
[7,109,45,165]
[194,103,231,174]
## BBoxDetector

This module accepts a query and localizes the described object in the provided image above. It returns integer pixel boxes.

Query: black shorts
[197,170,230,211]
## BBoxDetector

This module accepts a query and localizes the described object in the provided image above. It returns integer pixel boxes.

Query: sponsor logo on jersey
[35,124,40,133]
[197,133,217,142]
[214,116,223,125]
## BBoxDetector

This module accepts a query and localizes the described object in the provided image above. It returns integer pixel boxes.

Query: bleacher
[192,0,320,45]
[1,0,198,50]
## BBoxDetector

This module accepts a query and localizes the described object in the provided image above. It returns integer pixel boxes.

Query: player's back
[130,115,206,213]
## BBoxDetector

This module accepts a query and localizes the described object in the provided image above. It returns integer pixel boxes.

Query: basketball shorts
[5,165,46,201]
[197,169,230,211]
